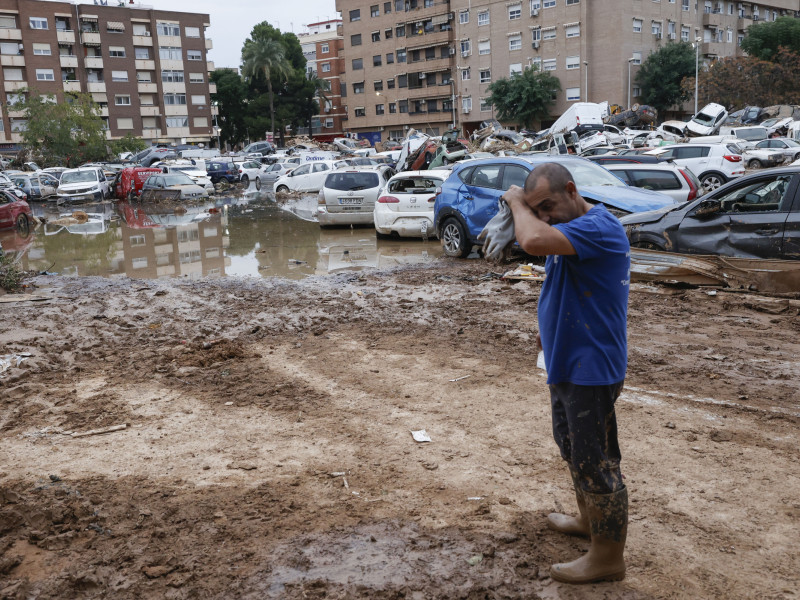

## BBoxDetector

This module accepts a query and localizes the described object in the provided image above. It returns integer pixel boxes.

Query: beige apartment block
[336,0,798,137]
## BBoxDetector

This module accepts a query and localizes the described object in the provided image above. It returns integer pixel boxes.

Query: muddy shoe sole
[549,564,626,584]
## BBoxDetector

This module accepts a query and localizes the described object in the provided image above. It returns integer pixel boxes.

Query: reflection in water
[9,193,443,280]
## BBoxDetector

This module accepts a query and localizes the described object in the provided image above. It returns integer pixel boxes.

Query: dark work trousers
[549,381,625,495]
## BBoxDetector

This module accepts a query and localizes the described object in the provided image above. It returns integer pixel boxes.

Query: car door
[675,173,796,258]
[671,146,710,175]
[40,174,58,197]
[308,163,331,191]
[0,190,12,228]
[460,163,504,238]
[288,164,311,190]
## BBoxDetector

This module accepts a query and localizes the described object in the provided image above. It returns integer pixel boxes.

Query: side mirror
[690,199,721,218]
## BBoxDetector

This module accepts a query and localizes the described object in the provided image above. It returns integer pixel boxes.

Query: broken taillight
[723,155,742,162]
[678,168,698,202]
[377,195,399,203]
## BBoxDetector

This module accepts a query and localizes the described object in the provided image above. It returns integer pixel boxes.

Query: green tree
[111,133,147,157]
[241,33,292,140]
[18,90,108,167]
[305,72,330,135]
[741,17,800,61]
[634,42,696,115]
[485,66,560,129]
[211,68,249,148]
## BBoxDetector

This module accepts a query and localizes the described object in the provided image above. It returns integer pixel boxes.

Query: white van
[549,102,605,137]
[57,167,110,203]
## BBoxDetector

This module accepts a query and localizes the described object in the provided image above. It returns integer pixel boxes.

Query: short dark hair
[524,162,575,196]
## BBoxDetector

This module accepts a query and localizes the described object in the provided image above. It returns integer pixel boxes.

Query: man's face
[525,179,581,225]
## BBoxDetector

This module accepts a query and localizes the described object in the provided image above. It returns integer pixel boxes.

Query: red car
[0,188,32,232]
[112,167,162,200]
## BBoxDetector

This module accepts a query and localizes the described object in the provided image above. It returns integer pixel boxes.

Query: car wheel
[255,177,261,191]
[632,241,665,251]
[748,159,762,169]
[241,175,249,186]
[15,213,29,234]
[276,185,289,193]
[440,217,472,258]
[127,190,136,202]
[700,173,725,193]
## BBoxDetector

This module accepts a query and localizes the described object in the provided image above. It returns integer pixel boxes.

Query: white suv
[57,167,110,203]
[645,143,745,192]
[317,166,393,226]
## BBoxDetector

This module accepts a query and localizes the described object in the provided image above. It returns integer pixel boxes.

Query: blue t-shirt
[537,204,630,385]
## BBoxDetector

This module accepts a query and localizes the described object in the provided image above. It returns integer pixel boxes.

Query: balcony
[205,38,213,50]
[135,59,155,70]
[141,128,160,139]
[99,106,109,117]
[81,32,101,45]
[0,55,25,67]
[138,82,157,93]
[405,30,452,52]
[701,41,727,56]
[165,105,189,116]
[0,29,22,41]
[210,105,219,116]
[60,55,78,68]
[160,59,183,71]
[57,30,75,44]
[7,109,25,118]
[87,81,106,92]
[140,106,160,116]
[91,92,107,102]
[84,56,103,68]
[166,126,191,137]
[162,82,186,94]
[206,61,214,72]
[159,35,181,47]
[132,34,153,46]
[702,12,726,28]
[737,15,753,30]
[4,81,28,92]
[63,80,81,92]
[208,82,217,94]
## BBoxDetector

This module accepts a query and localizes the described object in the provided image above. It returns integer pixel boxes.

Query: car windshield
[11,177,29,187]
[388,176,444,193]
[163,174,195,186]
[760,118,779,127]
[783,139,800,147]
[734,142,756,151]
[560,161,626,188]
[173,167,203,176]
[692,112,716,125]
[326,172,380,191]
[61,171,98,184]
[501,131,525,144]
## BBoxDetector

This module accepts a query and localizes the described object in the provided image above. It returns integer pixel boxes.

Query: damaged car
[620,167,800,259]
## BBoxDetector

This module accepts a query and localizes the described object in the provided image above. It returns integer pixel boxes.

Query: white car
[236,160,263,187]
[317,165,393,226]
[273,160,348,193]
[157,164,214,194]
[755,138,800,163]
[57,167,110,203]
[602,124,627,145]
[728,141,785,169]
[686,103,728,137]
[645,142,746,192]
[653,121,687,142]
[603,163,703,204]
[374,171,448,238]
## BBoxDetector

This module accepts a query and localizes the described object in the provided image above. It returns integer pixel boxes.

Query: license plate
[339,197,362,205]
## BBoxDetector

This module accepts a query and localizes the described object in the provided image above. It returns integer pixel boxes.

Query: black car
[620,167,800,259]
[586,154,666,165]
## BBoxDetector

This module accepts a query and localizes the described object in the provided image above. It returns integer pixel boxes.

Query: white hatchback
[603,163,703,204]
[374,171,448,238]
[317,166,393,226]
[645,143,746,192]
[273,160,347,193]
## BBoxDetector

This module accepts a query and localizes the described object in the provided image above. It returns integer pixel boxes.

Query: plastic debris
[0,353,32,377]
[449,375,471,382]
[537,352,547,372]
[411,430,432,443]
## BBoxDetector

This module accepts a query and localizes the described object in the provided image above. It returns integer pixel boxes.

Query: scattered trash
[665,422,676,429]
[224,401,234,406]
[288,259,307,265]
[467,497,485,501]
[227,462,257,470]
[201,339,224,350]
[411,430,432,443]
[449,375,471,382]
[536,352,547,372]
[71,423,128,438]
[467,554,484,566]
[0,295,49,304]
[502,264,547,282]
[707,290,718,296]
[330,472,346,477]
[0,353,32,377]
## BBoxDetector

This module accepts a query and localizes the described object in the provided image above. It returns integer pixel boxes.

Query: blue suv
[206,160,240,184]
[433,154,675,257]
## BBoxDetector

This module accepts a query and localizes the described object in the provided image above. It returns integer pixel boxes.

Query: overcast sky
[46,0,340,69]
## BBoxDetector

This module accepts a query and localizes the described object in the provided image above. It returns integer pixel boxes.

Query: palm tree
[241,36,292,141]
[306,72,331,136]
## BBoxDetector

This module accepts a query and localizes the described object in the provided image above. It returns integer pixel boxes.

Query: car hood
[579,185,675,214]
[58,181,100,192]
[619,201,689,225]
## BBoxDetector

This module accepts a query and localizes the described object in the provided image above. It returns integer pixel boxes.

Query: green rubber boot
[547,468,590,537]
[550,486,628,584]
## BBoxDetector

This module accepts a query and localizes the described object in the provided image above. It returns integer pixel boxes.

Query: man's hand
[536,333,542,351]
[501,185,527,208]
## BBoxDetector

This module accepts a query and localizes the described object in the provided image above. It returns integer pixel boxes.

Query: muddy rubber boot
[547,468,590,537]
[550,486,628,584]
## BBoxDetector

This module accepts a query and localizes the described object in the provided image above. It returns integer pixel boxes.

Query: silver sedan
[255,163,295,191]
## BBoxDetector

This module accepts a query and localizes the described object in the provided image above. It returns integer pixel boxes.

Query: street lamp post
[449,78,457,131]
[694,37,702,114]
[583,61,588,102]
[627,57,635,109]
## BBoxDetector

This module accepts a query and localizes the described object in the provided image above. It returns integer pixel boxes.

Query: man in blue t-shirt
[502,162,631,585]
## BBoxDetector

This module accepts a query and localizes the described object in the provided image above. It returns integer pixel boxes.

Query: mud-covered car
[620,167,800,259]
[0,188,33,232]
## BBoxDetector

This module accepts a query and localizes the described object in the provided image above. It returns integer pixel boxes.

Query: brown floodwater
[1,190,444,280]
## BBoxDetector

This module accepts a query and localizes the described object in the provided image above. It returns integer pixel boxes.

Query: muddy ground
[1,259,798,599]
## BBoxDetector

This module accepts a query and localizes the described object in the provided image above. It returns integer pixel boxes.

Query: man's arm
[503,186,576,256]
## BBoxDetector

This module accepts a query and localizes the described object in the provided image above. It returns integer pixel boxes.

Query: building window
[385,28,393,39]
[682,0,689,10]
[157,22,180,36]
[4,68,23,81]
[140,94,155,106]
[324,118,334,128]
[189,72,204,83]
[530,0,541,12]
[509,35,521,51]
[566,23,580,37]
[462,96,472,112]
[566,87,581,101]
[384,1,392,13]
[567,0,580,4]
[633,19,643,33]
[0,16,17,29]
[425,0,433,6]
[321,62,331,72]
[566,55,579,69]
[532,28,541,42]
[115,95,131,106]
[396,25,405,37]
[132,23,149,36]
[164,93,186,105]
[116,117,134,129]
[352,58,363,70]
[479,69,491,83]
[109,46,126,58]
[320,43,329,54]
[36,69,55,81]
[33,43,51,56]
[29,17,48,30]
[355,107,366,117]
[373,55,382,66]
[543,27,556,40]
[136,71,152,82]
[681,26,690,41]
[353,82,364,93]
[376,103,384,115]
[191,94,205,105]
[509,4,522,19]
[480,97,491,112]
[398,74,407,87]
[187,50,202,60]
[166,117,188,128]
[386,52,394,64]
[389,102,396,113]
[510,63,522,75]
[135,47,150,59]
[351,34,362,46]
[478,40,490,55]
[397,49,406,62]
[652,21,662,35]
[374,80,383,91]
[478,11,489,26]
[111,70,128,82]
[350,9,361,21]
[159,46,181,60]
[543,0,556,7]
[372,31,380,42]
[370,4,380,17]
[399,100,408,113]
[162,70,185,82]
[387,78,395,89]
[461,67,470,80]
[10,119,27,132]
[185,26,200,38]
[543,58,556,71]
[726,28,733,42]
[459,10,469,24]
[460,40,471,56]
[632,86,641,97]
[632,51,642,65]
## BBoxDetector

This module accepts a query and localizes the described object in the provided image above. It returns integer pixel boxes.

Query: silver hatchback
[317,166,394,227]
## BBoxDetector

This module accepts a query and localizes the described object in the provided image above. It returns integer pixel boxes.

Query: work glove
[477,199,515,262]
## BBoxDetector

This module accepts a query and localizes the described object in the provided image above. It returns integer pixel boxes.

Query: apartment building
[297,19,348,142]
[336,0,799,138]
[0,0,217,150]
